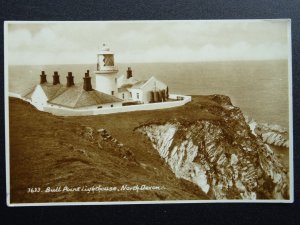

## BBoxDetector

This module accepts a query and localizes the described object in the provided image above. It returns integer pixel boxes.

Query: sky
[6,20,290,65]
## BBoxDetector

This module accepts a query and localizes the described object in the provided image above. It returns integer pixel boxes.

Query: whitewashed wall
[9,92,191,117]
[129,89,143,102]
[31,85,48,111]
[95,73,118,96]
[8,92,22,98]
[141,78,167,103]
[43,94,191,116]
[46,101,123,111]
[117,91,131,101]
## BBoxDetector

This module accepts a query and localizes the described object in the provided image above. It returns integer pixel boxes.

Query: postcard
[4,20,293,206]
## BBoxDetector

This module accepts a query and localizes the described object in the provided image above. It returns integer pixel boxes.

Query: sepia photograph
[4,20,293,205]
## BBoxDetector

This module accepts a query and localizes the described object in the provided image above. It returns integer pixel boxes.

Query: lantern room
[96,43,118,73]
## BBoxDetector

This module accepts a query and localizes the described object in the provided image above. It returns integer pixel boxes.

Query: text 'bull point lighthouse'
[95,43,119,96]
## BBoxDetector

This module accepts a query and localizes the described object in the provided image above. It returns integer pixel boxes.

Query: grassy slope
[9,96,222,203]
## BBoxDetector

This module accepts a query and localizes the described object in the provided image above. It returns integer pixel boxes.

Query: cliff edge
[8,94,289,203]
[137,95,289,200]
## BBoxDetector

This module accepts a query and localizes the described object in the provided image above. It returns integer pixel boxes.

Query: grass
[8,95,225,203]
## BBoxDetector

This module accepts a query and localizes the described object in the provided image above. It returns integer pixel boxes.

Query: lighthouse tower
[94,44,119,96]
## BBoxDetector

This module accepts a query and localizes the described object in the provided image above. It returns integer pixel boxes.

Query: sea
[8,60,290,128]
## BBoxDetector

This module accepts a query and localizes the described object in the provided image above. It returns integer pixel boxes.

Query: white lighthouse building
[95,44,119,96]
[13,43,191,116]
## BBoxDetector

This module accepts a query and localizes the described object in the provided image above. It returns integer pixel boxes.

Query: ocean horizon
[8,60,290,127]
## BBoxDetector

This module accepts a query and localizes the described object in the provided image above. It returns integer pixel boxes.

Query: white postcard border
[4,19,294,206]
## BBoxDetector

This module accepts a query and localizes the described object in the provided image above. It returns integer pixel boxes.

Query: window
[111,104,114,107]
[115,78,117,84]
[137,93,139,99]
[111,91,114,95]
[104,55,114,66]
[97,106,102,109]
[122,93,125,99]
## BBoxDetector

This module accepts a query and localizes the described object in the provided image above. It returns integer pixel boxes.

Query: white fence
[9,92,192,116]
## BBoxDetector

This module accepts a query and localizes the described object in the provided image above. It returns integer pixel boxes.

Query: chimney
[40,71,47,84]
[166,86,169,99]
[66,72,75,87]
[126,67,132,79]
[83,72,92,91]
[53,71,60,85]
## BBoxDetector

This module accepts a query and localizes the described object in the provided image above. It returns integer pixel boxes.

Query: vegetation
[9,95,223,203]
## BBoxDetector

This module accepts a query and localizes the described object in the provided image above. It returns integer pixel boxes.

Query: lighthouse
[94,44,119,96]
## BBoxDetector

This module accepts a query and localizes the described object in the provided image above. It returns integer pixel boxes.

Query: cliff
[246,117,289,148]
[9,94,290,203]
[137,95,289,200]
[9,97,208,203]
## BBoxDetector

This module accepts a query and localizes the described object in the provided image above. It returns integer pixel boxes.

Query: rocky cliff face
[10,97,211,203]
[246,117,289,148]
[137,95,289,200]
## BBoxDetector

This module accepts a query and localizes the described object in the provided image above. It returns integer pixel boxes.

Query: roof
[40,83,68,100]
[22,86,36,99]
[97,44,114,55]
[130,76,164,90]
[30,82,122,108]
[118,83,133,92]
[131,80,148,89]
[117,75,139,86]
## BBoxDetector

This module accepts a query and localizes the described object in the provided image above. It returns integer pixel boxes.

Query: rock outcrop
[137,95,289,200]
[246,117,289,148]
[76,126,137,163]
